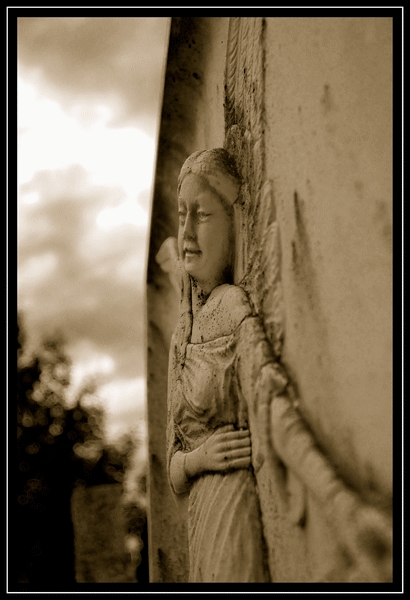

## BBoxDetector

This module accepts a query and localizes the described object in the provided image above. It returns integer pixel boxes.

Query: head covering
[175,149,240,362]
[177,148,240,207]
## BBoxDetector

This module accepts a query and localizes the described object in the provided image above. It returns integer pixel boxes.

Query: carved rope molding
[223,17,392,582]
[224,17,284,358]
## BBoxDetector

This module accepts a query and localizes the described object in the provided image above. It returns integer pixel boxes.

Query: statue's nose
[183,212,196,239]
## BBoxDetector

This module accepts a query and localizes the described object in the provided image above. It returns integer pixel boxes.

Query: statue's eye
[178,211,186,223]
[197,211,210,221]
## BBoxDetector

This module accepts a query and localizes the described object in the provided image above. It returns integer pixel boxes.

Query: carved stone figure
[157,147,392,583]
[158,148,287,582]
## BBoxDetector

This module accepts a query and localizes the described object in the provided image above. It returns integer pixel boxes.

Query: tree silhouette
[16,314,121,585]
[15,314,148,586]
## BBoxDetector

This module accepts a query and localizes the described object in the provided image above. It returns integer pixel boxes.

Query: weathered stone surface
[146,17,229,583]
[264,15,392,505]
[147,16,392,584]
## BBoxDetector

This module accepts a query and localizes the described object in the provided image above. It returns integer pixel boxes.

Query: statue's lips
[184,248,201,257]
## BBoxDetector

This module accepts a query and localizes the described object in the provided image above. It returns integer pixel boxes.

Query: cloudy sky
[17,17,170,441]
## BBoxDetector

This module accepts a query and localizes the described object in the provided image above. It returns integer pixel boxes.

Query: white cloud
[19,191,40,205]
[17,59,155,442]
[99,377,146,414]
[96,198,149,230]
[68,340,117,393]
[18,74,156,208]
[98,377,147,441]
[114,251,147,284]
[18,252,58,290]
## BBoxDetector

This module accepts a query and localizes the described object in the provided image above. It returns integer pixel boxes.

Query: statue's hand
[185,425,252,477]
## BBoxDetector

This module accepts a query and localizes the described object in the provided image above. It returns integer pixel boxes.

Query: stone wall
[146,16,392,583]
[262,18,392,580]
[264,17,392,501]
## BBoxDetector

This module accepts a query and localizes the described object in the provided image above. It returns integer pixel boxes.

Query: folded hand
[185,424,252,477]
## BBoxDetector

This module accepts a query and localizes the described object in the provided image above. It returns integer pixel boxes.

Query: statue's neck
[190,279,211,319]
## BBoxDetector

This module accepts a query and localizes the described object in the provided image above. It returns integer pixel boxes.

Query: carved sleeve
[235,314,289,492]
[166,336,190,499]
[236,315,289,405]
[236,315,391,580]
[169,449,190,495]
[270,391,392,581]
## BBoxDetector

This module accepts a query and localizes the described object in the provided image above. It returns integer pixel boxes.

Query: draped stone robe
[166,283,288,582]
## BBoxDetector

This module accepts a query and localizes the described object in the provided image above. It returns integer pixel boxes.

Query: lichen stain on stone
[157,547,174,582]
[292,191,316,304]
[321,83,335,115]
[321,84,338,138]
[291,190,330,355]
[151,452,163,473]
[354,180,364,200]
[373,199,392,247]
[306,178,314,199]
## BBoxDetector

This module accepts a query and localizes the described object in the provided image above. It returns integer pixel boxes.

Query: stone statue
[158,148,285,582]
[157,148,392,583]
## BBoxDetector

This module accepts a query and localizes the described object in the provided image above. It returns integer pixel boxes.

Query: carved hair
[177,148,240,211]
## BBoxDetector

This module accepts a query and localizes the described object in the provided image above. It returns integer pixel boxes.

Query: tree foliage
[15,314,136,585]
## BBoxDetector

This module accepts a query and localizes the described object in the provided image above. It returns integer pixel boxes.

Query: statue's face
[178,173,233,293]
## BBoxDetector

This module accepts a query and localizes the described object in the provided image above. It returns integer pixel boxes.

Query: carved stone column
[146,17,230,583]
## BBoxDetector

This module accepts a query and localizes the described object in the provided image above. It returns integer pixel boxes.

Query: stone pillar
[71,484,137,583]
[146,17,230,582]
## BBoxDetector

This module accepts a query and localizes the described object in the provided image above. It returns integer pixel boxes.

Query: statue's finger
[227,457,252,470]
[217,424,236,434]
[221,437,251,451]
[222,430,250,441]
